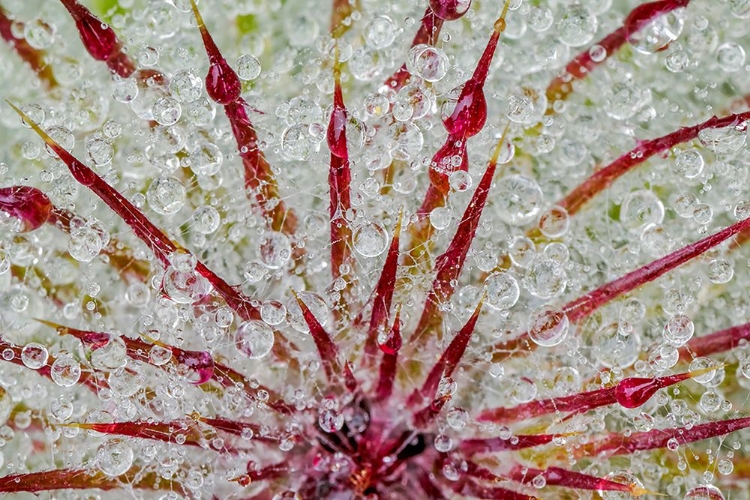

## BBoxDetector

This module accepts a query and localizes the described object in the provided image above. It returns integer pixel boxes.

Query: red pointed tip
[189,0,241,104]
[291,289,341,381]
[59,0,121,64]
[0,186,52,232]
[379,306,403,354]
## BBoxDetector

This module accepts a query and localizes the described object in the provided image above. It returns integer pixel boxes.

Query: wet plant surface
[1,0,750,498]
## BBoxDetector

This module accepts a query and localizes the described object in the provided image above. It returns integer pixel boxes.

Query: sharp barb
[375,305,402,402]
[0,186,52,232]
[366,209,404,359]
[290,288,341,381]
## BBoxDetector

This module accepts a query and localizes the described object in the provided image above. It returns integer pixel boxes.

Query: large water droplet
[235,320,275,359]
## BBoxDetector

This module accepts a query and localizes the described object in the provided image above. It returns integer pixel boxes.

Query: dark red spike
[509,465,633,494]
[327,53,353,282]
[365,211,403,359]
[413,391,451,428]
[198,416,278,442]
[375,307,402,401]
[580,416,750,457]
[224,100,298,235]
[58,0,135,77]
[453,480,537,500]
[291,289,341,381]
[0,8,57,87]
[460,432,571,455]
[547,0,691,105]
[494,213,750,360]
[343,361,358,392]
[383,8,445,91]
[559,111,750,215]
[479,387,616,423]
[563,216,750,324]
[9,102,260,322]
[189,0,241,104]
[246,462,290,481]
[0,468,175,493]
[70,420,226,450]
[0,337,101,393]
[680,322,750,361]
[413,130,506,345]
[479,367,718,423]
[465,460,508,483]
[0,186,52,232]
[417,472,449,499]
[412,296,484,406]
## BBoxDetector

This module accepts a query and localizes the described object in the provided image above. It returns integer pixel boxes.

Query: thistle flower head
[1,0,750,498]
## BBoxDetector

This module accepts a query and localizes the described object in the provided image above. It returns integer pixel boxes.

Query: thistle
[0,0,750,498]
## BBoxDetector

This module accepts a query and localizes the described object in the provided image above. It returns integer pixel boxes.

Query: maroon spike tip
[58,0,135,77]
[383,8,445,91]
[375,306,403,401]
[508,465,639,494]
[0,186,52,232]
[189,0,242,105]
[291,288,342,382]
[680,321,750,361]
[365,210,404,359]
[411,293,485,406]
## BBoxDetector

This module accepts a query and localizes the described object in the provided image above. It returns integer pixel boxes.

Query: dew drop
[97,439,133,477]
[353,221,388,258]
[528,307,569,347]
[21,342,48,369]
[235,320,275,359]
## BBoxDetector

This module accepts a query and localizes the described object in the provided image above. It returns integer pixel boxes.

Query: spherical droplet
[21,342,48,369]
[484,272,520,310]
[528,307,569,347]
[51,356,81,387]
[353,221,388,258]
[235,320,275,359]
[236,54,261,80]
[147,176,186,215]
[495,175,543,226]
[97,439,133,477]
[557,5,597,47]
[257,231,292,269]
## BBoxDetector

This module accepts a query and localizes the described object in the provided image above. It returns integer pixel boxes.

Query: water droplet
[189,142,223,176]
[495,175,543,226]
[699,125,747,154]
[147,176,186,215]
[257,231,292,269]
[233,318,275,361]
[717,42,746,72]
[21,342,48,369]
[353,221,388,257]
[97,439,133,476]
[621,190,664,231]
[236,54,262,80]
[51,356,81,387]
[627,9,684,54]
[192,205,221,234]
[664,314,694,347]
[528,307,569,347]
[484,272,519,310]
[557,5,597,47]
[163,267,211,304]
[261,300,287,325]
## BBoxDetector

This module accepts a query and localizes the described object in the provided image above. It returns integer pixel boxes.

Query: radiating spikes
[413,128,508,345]
[9,102,260,322]
[581,416,750,457]
[366,210,404,359]
[198,416,278,442]
[0,186,51,232]
[291,288,341,381]
[414,294,484,405]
